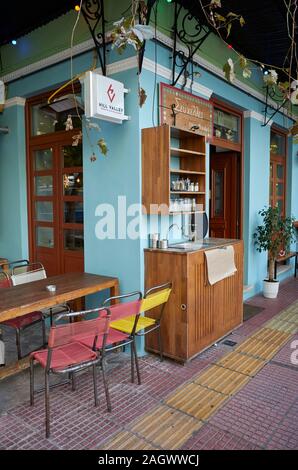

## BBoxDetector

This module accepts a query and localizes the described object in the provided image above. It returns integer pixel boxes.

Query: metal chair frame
[30,307,111,438]
[102,291,143,385]
[137,282,172,362]
[0,271,46,360]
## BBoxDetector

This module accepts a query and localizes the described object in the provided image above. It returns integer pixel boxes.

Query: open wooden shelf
[170,147,205,158]
[170,169,206,175]
[170,191,205,195]
[142,125,206,214]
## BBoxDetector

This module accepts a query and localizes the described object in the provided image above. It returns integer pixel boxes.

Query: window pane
[214,170,224,216]
[31,94,83,136]
[276,183,284,197]
[214,108,240,143]
[276,164,284,179]
[35,201,53,222]
[270,131,285,155]
[35,176,53,196]
[63,144,82,167]
[64,202,83,224]
[64,229,84,250]
[34,148,53,170]
[36,227,54,248]
[276,199,284,214]
[63,172,83,196]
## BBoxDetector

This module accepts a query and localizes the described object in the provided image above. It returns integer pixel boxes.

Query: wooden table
[0,258,8,272]
[0,272,119,323]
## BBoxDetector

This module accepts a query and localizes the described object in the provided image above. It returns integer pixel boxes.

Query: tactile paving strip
[277,309,298,324]
[193,364,250,396]
[165,383,228,420]
[250,328,291,345]
[235,337,286,361]
[216,351,266,376]
[130,404,203,450]
[101,431,158,450]
[265,318,298,334]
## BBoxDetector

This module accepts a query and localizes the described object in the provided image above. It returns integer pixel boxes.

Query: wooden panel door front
[209,151,239,239]
[29,134,84,276]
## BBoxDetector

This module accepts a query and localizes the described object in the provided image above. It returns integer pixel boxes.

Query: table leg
[110,281,120,304]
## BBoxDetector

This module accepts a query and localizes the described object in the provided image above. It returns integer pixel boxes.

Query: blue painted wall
[0,104,28,261]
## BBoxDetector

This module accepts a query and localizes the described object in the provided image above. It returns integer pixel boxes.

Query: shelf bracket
[171,1,211,89]
[81,0,107,76]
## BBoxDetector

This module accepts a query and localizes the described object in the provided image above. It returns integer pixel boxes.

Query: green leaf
[242,67,252,79]
[240,16,245,27]
[226,23,232,37]
[214,12,226,22]
[239,55,247,69]
[97,138,108,156]
[227,12,238,18]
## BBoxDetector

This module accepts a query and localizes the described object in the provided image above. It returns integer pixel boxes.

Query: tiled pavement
[0,278,297,450]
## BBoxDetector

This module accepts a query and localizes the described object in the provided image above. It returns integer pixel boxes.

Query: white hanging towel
[205,245,237,286]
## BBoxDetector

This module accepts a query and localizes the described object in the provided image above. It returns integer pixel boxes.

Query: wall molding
[142,57,213,99]
[4,96,26,108]
[243,110,270,125]
[0,25,294,122]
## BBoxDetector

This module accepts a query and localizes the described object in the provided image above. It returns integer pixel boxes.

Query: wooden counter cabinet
[144,240,243,362]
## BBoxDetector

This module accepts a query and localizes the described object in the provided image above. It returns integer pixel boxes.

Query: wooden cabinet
[142,124,206,215]
[144,240,243,362]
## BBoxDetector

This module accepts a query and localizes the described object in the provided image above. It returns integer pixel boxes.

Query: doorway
[209,147,241,239]
[26,87,84,276]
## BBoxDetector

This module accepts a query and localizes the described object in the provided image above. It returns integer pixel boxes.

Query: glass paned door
[31,146,59,275]
[60,144,84,273]
[270,129,286,217]
[29,138,84,275]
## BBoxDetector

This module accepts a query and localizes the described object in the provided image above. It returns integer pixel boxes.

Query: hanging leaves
[223,58,236,83]
[111,16,153,54]
[263,69,278,86]
[239,56,251,79]
[139,87,147,107]
[97,138,108,156]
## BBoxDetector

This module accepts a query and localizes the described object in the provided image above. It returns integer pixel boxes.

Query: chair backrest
[141,282,172,320]
[103,291,143,334]
[0,271,12,289]
[103,291,142,318]
[11,262,46,286]
[47,307,111,369]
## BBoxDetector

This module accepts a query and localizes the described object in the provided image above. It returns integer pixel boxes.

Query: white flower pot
[263,280,280,299]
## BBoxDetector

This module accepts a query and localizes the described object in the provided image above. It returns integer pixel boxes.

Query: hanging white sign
[84,71,129,124]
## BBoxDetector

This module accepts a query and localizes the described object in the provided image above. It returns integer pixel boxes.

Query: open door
[209,150,241,239]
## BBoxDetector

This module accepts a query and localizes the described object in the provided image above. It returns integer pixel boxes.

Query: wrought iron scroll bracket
[262,85,289,127]
[138,0,157,75]
[171,1,211,89]
[81,0,106,76]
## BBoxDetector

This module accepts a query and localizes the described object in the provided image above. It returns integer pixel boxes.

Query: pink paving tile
[266,415,298,450]
[236,363,298,413]
[271,334,298,366]
[183,423,262,450]
[47,407,120,450]
[208,395,285,447]
[8,432,60,450]
[0,412,36,449]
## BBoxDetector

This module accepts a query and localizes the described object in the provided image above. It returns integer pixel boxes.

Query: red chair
[0,271,46,360]
[30,307,111,438]
[77,292,143,385]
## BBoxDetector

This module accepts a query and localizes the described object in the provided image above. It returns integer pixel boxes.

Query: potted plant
[253,206,296,298]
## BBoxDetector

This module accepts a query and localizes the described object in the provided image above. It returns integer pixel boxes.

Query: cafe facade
[0,1,297,324]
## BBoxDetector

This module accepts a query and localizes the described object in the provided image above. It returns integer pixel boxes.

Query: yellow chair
[110,282,172,362]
